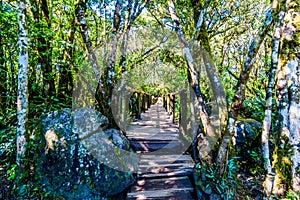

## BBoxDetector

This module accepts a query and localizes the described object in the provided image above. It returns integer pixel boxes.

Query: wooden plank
[139,160,194,166]
[127,133,178,138]
[140,154,193,160]
[130,141,181,152]
[138,164,193,172]
[127,136,179,141]
[139,168,193,178]
[131,176,193,192]
[128,123,176,128]
[127,189,194,200]
[139,162,194,170]
[139,157,194,166]
[138,167,194,177]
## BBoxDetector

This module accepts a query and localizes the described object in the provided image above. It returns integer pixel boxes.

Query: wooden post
[148,95,152,108]
[141,94,145,113]
[137,93,141,119]
[172,94,175,123]
[144,95,147,110]
[180,90,187,141]
[166,95,170,113]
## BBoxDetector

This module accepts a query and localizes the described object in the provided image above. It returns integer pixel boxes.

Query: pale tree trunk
[77,0,149,127]
[218,0,280,170]
[262,11,285,199]
[116,4,131,127]
[96,0,149,127]
[189,0,229,166]
[231,1,280,118]
[76,0,101,82]
[96,0,122,127]
[272,2,300,195]
[76,0,115,125]
[16,0,28,168]
[167,0,216,163]
[274,58,300,195]
[288,58,300,194]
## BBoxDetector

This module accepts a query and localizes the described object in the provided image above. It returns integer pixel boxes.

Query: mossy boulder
[234,118,262,170]
[35,108,136,199]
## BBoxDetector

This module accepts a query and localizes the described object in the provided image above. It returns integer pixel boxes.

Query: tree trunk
[168,0,216,163]
[76,0,101,82]
[262,10,285,199]
[218,0,281,169]
[231,1,280,117]
[94,0,122,127]
[40,1,55,100]
[99,0,149,126]
[179,90,188,143]
[273,2,300,194]
[16,0,29,168]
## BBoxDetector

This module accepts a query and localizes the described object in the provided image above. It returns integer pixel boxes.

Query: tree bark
[273,2,300,194]
[16,0,29,168]
[95,0,149,127]
[262,10,285,199]
[95,0,122,127]
[76,0,101,82]
[217,0,281,170]
[168,0,216,163]
[231,1,280,118]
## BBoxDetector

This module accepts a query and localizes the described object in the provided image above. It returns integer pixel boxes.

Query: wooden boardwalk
[126,103,195,200]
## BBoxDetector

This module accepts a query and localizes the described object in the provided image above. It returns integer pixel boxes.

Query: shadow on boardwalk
[126,103,195,200]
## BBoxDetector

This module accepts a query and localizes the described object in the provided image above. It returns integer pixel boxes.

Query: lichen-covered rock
[36,108,135,199]
[233,118,262,168]
[104,129,131,150]
[234,119,261,145]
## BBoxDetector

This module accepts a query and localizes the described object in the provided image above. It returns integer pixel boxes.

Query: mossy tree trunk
[262,9,285,199]
[272,0,300,196]
[168,0,217,164]
[16,0,29,169]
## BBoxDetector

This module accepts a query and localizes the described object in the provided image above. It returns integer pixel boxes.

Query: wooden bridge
[126,101,195,200]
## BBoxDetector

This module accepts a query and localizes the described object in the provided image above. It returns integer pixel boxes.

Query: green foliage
[6,164,17,181]
[0,123,17,164]
[125,58,187,96]
[244,87,265,116]
[194,157,239,199]
[173,95,181,123]
[247,150,264,175]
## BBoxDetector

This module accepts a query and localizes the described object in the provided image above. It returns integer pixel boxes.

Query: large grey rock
[234,119,261,144]
[36,108,135,199]
[234,119,261,152]
[234,118,262,168]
